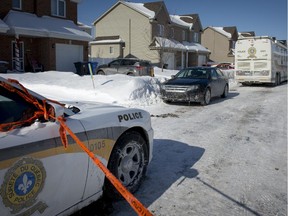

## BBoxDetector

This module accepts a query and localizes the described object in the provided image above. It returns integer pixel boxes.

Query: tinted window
[216,69,225,77]
[175,68,209,79]
[0,87,36,124]
[211,69,218,79]
[110,60,121,66]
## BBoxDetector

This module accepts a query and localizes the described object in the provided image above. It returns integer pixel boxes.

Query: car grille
[164,85,189,92]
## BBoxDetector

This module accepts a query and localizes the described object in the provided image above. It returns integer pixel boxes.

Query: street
[111,83,287,216]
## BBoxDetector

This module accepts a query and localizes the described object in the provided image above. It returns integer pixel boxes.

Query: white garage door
[163,52,175,69]
[55,44,83,72]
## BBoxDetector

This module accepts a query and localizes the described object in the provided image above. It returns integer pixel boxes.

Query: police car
[0,77,153,215]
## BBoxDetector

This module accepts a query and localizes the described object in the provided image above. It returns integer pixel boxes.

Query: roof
[151,37,210,53]
[93,1,155,24]
[90,36,124,45]
[0,19,9,33]
[206,26,238,39]
[124,1,155,18]
[4,10,92,41]
[170,15,193,30]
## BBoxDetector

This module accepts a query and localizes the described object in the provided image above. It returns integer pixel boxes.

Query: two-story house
[90,1,210,70]
[0,0,92,73]
[202,26,238,64]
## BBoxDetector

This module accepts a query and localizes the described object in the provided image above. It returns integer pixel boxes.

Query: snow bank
[1,67,238,107]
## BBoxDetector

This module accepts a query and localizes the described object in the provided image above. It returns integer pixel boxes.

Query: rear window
[139,61,151,67]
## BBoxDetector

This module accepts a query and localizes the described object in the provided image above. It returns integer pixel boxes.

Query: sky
[78,0,287,40]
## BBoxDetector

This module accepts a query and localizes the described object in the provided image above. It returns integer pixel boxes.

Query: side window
[170,28,174,39]
[12,0,22,10]
[51,0,66,17]
[158,24,164,37]
[216,69,224,77]
[211,69,218,79]
[110,60,120,66]
[0,87,36,125]
[109,46,114,54]
[182,30,187,41]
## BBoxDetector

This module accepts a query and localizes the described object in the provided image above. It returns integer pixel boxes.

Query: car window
[0,87,36,124]
[176,69,209,79]
[110,60,121,66]
[216,69,225,77]
[122,59,132,66]
[211,69,218,79]
[140,61,150,67]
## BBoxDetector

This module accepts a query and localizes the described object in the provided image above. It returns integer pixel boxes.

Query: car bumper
[161,90,204,103]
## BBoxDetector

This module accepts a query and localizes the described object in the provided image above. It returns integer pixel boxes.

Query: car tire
[201,88,211,106]
[221,84,229,98]
[97,70,105,75]
[104,131,148,200]
[163,100,171,104]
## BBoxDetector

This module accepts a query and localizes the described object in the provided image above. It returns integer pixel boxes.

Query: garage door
[55,44,83,72]
[163,52,175,69]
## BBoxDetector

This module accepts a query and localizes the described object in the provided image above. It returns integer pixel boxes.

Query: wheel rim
[117,142,144,186]
[205,90,211,104]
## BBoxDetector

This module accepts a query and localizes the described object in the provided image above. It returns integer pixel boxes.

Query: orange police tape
[57,116,153,216]
[0,78,153,216]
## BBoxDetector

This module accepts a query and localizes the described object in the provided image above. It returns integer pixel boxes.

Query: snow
[154,37,210,53]
[123,2,155,19]
[211,27,232,38]
[0,19,9,33]
[0,68,286,216]
[170,15,193,29]
[3,10,92,41]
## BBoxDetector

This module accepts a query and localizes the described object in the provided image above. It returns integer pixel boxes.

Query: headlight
[186,85,199,91]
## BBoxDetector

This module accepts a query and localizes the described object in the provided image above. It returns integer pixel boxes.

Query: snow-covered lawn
[1,68,286,216]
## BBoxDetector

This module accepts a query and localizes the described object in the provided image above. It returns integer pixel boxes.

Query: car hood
[164,78,208,86]
[62,101,152,131]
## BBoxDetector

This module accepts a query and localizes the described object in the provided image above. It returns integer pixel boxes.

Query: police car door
[0,90,89,216]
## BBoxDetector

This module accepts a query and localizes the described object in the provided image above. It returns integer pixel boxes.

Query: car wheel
[201,88,211,105]
[163,100,171,104]
[221,84,229,98]
[97,70,105,75]
[275,73,281,86]
[104,131,148,199]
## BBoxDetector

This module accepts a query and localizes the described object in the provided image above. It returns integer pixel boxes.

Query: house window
[158,24,165,37]
[193,32,199,43]
[170,28,174,39]
[12,0,22,10]
[182,30,186,41]
[229,40,236,49]
[109,46,114,54]
[51,0,66,17]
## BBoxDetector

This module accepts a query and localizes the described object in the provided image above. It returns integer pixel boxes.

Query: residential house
[0,0,92,73]
[202,26,238,64]
[90,1,210,70]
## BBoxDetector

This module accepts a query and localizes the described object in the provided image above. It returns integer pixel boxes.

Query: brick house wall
[0,0,88,72]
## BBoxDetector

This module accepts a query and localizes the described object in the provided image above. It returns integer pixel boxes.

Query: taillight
[136,66,144,70]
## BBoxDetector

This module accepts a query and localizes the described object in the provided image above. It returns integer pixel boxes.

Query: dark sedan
[160,67,229,105]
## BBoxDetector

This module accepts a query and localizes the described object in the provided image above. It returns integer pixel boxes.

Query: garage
[163,52,175,69]
[55,44,84,72]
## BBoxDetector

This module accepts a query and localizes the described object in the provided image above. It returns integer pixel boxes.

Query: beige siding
[91,44,121,58]
[202,27,234,63]
[94,4,159,63]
